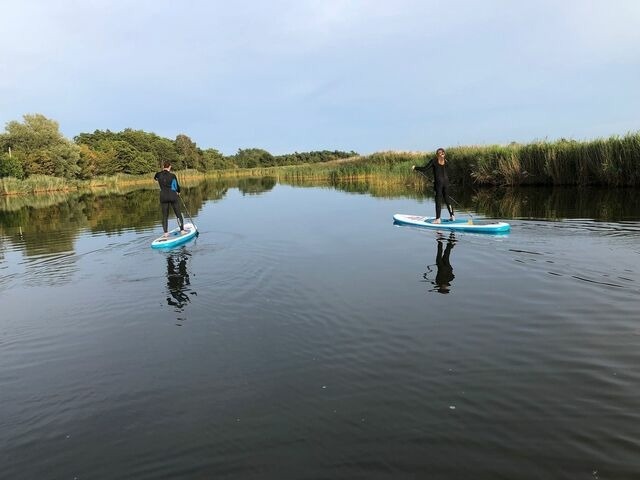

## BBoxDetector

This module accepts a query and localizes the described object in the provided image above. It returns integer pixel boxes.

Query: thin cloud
[1,0,639,154]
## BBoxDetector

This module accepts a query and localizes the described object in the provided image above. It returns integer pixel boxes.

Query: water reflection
[422,232,456,294]
[237,176,276,195]
[2,177,639,262]
[165,250,196,314]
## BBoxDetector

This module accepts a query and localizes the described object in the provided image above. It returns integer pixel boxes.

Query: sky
[1,0,639,155]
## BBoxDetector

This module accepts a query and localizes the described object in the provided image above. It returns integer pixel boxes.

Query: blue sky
[2,0,639,155]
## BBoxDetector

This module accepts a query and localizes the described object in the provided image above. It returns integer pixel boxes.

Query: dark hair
[163,161,171,169]
[436,148,445,155]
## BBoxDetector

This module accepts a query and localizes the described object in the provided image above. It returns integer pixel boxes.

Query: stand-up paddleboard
[393,214,510,234]
[151,222,198,249]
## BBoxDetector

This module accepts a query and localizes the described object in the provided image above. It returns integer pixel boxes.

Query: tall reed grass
[0,175,72,195]
[451,132,640,186]
[2,132,638,195]
[0,169,208,196]
[278,134,640,187]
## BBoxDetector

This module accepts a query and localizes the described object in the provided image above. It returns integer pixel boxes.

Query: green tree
[0,152,25,178]
[107,140,140,175]
[151,137,179,170]
[129,151,157,175]
[75,128,174,175]
[234,148,274,168]
[175,134,204,171]
[202,148,229,170]
[2,114,81,178]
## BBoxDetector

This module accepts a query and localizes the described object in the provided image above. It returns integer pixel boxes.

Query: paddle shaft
[446,195,473,223]
[179,194,197,231]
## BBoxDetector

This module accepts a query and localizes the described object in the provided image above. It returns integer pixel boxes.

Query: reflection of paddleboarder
[166,252,193,311]
[423,233,456,294]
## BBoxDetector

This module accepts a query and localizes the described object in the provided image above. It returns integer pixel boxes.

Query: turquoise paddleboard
[393,214,510,234]
[151,222,198,249]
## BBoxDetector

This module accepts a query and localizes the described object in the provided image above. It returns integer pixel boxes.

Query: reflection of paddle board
[151,222,198,249]
[393,214,510,234]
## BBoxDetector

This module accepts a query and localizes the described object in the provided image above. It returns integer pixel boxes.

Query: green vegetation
[224,137,640,189]
[1,113,638,196]
[278,137,640,188]
[448,135,640,187]
[0,113,356,194]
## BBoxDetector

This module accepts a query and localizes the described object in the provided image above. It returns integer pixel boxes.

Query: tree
[129,151,157,175]
[76,128,175,174]
[234,148,274,168]
[2,114,81,178]
[105,140,140,175]
[175,134,204,171]
[202,148,229,170]
[0,152,25,178]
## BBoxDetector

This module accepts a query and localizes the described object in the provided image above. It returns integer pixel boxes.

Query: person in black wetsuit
[154,161,186,237]
[412,148,454,224]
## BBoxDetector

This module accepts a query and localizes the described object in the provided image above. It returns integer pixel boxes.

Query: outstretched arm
[412,158,433,174]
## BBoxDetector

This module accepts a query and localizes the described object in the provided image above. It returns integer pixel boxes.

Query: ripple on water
[2,201,640,479]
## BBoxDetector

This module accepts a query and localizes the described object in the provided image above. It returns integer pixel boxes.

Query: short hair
[163,161,171,168]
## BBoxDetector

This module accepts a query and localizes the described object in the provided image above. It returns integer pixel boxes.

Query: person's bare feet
[433,218,441,224]
[162,233,169,238]
[180,230,188,235]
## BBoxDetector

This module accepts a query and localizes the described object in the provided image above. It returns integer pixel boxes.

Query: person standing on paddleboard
[412,148,454,224]
[154,161,187,237]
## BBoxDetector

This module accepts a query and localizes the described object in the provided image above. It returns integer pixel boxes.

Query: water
[1,179,639,479]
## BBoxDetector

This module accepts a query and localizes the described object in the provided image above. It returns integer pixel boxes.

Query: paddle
[447,195,474,225]
[179,194,199,233]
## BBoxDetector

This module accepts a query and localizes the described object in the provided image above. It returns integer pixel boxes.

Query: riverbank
[2,132,638,195]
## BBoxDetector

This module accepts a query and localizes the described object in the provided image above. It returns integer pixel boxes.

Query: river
[1,178,639,479]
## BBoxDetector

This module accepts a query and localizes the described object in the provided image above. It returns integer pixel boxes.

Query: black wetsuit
[415,159,454,220]
[154,169,184,233]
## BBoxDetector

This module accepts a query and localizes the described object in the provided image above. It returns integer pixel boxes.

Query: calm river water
[1,178,639,479]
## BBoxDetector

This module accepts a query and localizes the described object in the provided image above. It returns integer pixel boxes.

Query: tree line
[0,114,357,179]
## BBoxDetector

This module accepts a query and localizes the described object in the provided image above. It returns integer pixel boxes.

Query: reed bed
[0,169,209,196]
[280,134,640,187]
[2,132,638,195]
[451,132,640,186]
[274,134,640,187]
[0,175,73,195]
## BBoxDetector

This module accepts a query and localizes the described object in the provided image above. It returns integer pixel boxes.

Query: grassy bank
[306,133,640,187]
[272,132,640,188]
[2,132,638,195]
[0,170,208,196]
[451,132,640,187]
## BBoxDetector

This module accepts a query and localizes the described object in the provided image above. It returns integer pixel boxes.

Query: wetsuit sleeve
[414,158,433,174]
[154,172,159,182]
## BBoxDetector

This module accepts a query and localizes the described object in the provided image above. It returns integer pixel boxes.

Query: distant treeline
[2,113,639,188]
[0,114,357,180]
